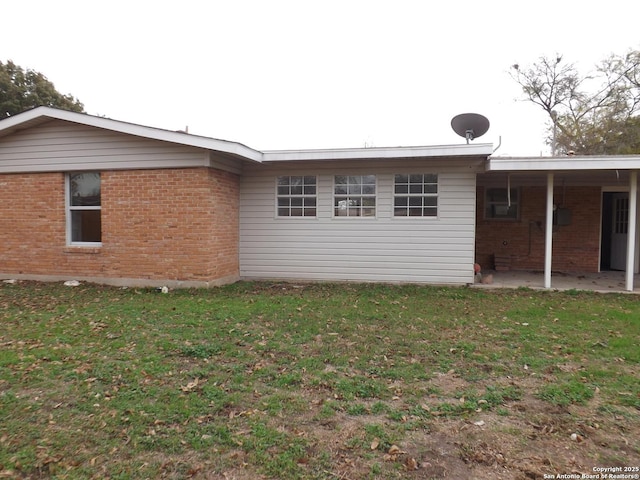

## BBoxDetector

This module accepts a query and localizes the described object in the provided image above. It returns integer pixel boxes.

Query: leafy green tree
[511,49,640,155]
[0,60,84,117]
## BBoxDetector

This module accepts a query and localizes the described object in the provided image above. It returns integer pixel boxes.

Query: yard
[0,281,639,479]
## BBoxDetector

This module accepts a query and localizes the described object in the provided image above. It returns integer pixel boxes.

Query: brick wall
[0,168,240,285]
[475,186,601,272]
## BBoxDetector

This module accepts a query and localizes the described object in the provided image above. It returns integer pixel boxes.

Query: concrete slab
[472,270,640,294]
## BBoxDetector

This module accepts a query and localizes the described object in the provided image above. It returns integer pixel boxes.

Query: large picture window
[334,175,376,217]
[393,174,438,217]
[67,172,101,244]
[277,176,317,217]
[485,188,519,219]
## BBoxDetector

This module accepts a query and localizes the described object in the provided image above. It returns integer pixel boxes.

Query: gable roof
[0,107,264,163]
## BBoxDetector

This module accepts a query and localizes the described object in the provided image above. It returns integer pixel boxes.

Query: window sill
[64,246,102,255]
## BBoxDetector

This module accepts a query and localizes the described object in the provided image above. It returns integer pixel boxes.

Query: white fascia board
[488,155,640,171]
[262,143,494,162]
[0,107,264,163]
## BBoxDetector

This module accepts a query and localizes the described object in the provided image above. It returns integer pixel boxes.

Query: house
[1,107,639,291]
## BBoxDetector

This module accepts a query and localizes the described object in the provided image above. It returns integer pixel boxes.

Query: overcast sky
[3,0,639,156]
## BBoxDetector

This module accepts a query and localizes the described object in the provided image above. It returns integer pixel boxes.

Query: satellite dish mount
[451,113,490,144]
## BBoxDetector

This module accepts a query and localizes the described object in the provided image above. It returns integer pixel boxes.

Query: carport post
[544,173,554,289]
[625,170,637,292]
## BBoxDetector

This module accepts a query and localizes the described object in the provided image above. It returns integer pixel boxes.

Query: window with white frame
[485,188,519,219]
[67,172,101,243]
[334,175,376,217]
[393,174,438,217]
[277,176,317,217]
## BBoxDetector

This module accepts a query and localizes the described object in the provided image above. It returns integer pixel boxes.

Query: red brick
[0,168,239,284]
[475,186,601,272]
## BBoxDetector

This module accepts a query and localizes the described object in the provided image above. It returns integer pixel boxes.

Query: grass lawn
[0,281,639,479]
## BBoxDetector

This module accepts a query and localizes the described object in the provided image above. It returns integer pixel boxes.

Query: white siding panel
[240,163,478,284]
[0,120,207,172]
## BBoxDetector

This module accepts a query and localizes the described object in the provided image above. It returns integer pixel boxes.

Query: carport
[483,154,640,292]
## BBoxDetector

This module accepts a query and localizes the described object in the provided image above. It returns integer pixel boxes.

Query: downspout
[492,136,502,154]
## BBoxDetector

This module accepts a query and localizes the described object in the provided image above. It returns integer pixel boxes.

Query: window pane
[291,197,303,207]
[303,185,316,195]
[423,207,437,216]
[71,210,101,242]
[394,197,408,207]
[409,174,423,183]
[303,176,316,185]
[277,177,290,186]
[424,197,437,207]
[278,208,289,216]
[278,186,290,195]
[424,174,438,183]
[362,184,375,194]
[304,197,317,207]
[348,184,362,195]
[362,175,376,185]
[395,174,408,183]
[70,173,101,206]
[409,197,422,207]
[394,208,408,216]
[425,184,438,194]
[409,184,422,194]
[335,197,348,209]
[487,189,507,202]
[277,197,290,207]
[395,184,408,194]
[335,175,347,185]
[362,208,375,217]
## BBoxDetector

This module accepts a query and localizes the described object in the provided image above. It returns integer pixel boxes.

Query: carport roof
[488,154,640,171]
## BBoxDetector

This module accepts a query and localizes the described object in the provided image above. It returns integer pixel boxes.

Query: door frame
[601,187,640,273]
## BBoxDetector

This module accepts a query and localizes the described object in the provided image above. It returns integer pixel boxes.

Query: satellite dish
[451,113,490,144]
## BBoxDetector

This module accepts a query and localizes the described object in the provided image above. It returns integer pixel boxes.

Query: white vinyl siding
[0,119,208,173]
[240,160,478,284]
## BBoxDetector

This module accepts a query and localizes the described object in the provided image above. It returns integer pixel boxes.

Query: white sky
[3,0,639,156]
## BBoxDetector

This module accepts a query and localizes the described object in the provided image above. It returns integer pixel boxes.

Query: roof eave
[262,143,494,162]
[488,155,640,171]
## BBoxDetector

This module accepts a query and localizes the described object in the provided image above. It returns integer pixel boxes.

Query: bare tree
[511,49,640,155]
